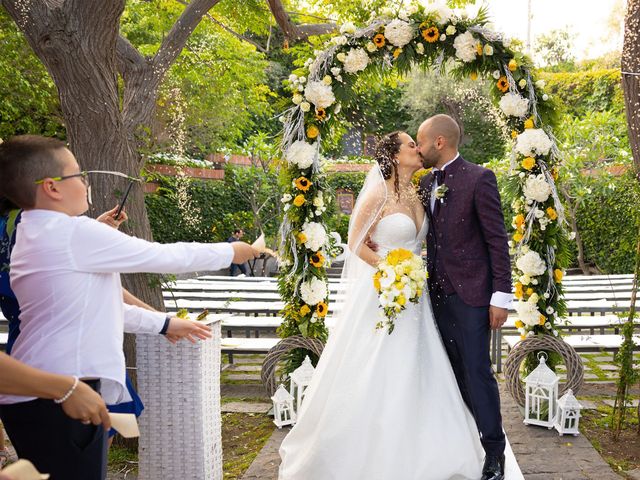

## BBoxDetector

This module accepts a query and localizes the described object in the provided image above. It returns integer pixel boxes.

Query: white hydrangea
[331,35,348,46]
[301,222,328,251]
[453,31,478,62]
[340,22,356,34]
[300,277,328,306]
[384,19,414,47]
[523,174,552,203]
[304,81,335,109]
[516,299,542,327]
[516,250,547,277]
[343,47,370,74]
[286,140,316,169]
[515,128,554,157]
[425,2,454,24]
[498,93,530,118]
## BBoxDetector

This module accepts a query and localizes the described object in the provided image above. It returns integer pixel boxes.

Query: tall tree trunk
[622,0,640,177]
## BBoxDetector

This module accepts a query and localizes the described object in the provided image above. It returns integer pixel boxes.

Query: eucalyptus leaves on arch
[276,3,573,348]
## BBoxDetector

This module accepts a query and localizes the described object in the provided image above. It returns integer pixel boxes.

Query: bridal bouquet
[373,248,427,334]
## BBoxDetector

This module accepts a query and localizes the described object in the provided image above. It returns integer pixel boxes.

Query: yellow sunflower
[373,33,386,48]
[295,176,312,192]
[310,251,325,268]
[316,302,328,317]
[497,76,509,93]
[422,26,439,43]
[315,108,327,121]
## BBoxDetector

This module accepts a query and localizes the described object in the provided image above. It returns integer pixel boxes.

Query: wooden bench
[221,337,280,363]
[502,315,637,335]
[503,334,640,354]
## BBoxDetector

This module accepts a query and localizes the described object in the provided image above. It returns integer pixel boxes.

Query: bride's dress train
[279,213,523,479]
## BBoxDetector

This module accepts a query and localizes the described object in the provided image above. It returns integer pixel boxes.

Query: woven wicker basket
[504,334,584,407]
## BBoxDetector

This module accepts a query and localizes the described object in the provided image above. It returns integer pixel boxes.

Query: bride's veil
[329,163,389,327]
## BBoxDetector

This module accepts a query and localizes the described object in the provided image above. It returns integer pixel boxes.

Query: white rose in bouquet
[286,140,316,169]
[498,93,530,118]
[343,48,370,74]
[300,277,328,306]
[301,222,328,251]
[453,31,478,62]
[515,128,553,157]
[515,250,547,277]
[384,19,414,47]
[523,174,552,203]
[304,81,335,109]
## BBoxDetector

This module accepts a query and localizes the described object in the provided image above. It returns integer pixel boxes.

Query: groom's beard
[418,150,437,169]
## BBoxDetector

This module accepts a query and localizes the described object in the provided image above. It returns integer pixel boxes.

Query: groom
[417,114,512,480]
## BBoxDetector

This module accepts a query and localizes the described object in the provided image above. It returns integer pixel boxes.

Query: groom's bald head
[419,114,461,148]
[416,114,461,169]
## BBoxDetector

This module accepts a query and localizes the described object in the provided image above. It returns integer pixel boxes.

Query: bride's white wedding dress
[279,213,523,480]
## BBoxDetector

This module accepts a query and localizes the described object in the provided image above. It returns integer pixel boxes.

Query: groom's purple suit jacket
[418,156,512,308]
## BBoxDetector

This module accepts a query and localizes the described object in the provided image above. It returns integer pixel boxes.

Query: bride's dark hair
[374,131,403,198]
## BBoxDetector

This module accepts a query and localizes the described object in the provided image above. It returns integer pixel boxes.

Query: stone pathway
[241,383,622,480]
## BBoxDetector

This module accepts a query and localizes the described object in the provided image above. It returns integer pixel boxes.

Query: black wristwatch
[160,315,171,335]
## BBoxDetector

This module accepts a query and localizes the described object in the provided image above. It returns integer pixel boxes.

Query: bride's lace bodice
[370,213,427,256]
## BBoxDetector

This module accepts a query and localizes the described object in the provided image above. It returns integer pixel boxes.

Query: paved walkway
[241,383,621,480]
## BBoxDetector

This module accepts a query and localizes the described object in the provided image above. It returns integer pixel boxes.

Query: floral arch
[276,4,573,355]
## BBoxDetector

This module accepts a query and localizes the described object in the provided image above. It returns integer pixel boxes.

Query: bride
[278,131,523,480]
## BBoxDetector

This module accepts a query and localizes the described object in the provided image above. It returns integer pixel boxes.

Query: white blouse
[0,209,234,404]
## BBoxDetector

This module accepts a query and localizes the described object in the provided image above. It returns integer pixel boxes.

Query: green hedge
[539,69,624,117]
[576,170,640,274]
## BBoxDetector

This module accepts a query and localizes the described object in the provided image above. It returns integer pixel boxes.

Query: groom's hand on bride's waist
[489,305,508,330]
[365,236,379,252]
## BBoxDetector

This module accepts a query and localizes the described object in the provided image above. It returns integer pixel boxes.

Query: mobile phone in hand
[114,181,134,219]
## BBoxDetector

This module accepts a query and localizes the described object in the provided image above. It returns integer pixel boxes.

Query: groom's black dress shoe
[481,454,505,480]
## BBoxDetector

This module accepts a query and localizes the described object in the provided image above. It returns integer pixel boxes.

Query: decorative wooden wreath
[504,335,584,407]
[261,335,325,396]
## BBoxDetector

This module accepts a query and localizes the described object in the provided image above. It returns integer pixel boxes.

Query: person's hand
[61,380,111,430]
[0,473,13,480]
[365,235,379,252]
[489,305,508,330]
[231,242,259,264]
[165,317,213,344]
[96,205,128,230]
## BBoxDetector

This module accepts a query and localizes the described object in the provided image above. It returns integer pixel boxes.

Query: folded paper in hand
[1,459,49,480]
[109,412,140,438]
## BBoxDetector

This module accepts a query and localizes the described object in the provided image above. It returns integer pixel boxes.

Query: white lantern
[554,389,582,436]
[290,355,315,409]
[523,353,559,429]
[271,384,297,428]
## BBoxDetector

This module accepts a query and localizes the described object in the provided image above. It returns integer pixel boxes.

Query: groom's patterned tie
[432,170,445,218]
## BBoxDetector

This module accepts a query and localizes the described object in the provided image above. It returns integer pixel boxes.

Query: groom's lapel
[424,172,435,225]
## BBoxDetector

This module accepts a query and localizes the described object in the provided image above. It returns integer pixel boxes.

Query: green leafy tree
[534,28,575,70]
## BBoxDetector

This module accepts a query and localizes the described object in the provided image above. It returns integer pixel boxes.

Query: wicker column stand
[137,317,223,480]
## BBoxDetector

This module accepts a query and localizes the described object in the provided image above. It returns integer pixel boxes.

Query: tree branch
[266,0,336,43]
[153,0,223,78]
[172,0,267,53]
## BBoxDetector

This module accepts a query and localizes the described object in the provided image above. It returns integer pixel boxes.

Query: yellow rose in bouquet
[372,248,428,334]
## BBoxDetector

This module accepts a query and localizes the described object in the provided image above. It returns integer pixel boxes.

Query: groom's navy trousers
[430,286,506,457]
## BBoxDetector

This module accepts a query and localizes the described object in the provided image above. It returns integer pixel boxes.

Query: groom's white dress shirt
[430,153,512,310]
[0,209,234,405]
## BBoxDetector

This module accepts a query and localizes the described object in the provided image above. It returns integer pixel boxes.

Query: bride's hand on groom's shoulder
[489,306,508,330]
